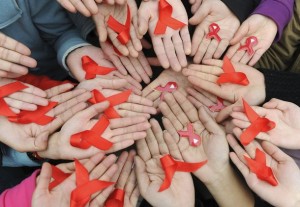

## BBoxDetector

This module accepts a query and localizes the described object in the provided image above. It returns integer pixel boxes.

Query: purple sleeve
[252,0,294,41]
[0,170,40,207]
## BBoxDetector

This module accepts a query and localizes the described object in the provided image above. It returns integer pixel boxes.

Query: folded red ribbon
[217,56,249,86]
[206,23,221,42]
[107,39,123,56]
[0,81,28,117]
[240,99,276,146]
[89,89,131,119]
[159,154,207,192]
[82,56,116,80]
[244,148,278,186]
[71,160,114,207]
[178,123,201,146]
[8,102,57,125]
[107,5,131,45]
[154,0,186,35]
[155,81,178,100]
[70,116,113,151]
[238,36,258,56]
[49,165,71,190]
[208,97,225,112]
[104,188,125,207]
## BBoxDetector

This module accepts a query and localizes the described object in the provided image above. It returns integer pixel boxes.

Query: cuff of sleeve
[68,12,96,39]
[253,1,293,41]
[2,147,41,167]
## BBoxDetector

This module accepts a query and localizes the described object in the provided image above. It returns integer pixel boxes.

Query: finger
[136,138,151,161]
[164,37,181,72]
[186,64,223,76]
[116,150,135,189]
[90,78,129,90]
[107,140,135,153]
[231,50,246,63]
[193,38,210,64]
[186,87,214,107]
[151,119,169,155]
[57,0,77,13]
[126,41,139,58]
[9,92,48,106]
[120,56,142,82]
[108,28,129,56]
[162,117,180,143]
[114,71,142,90]
[0,47,37,68]
[111,123,150,139]
[230,24,249,45]
[129,56,151,84]
[173,33,187,68]
[226,134,248,165]
[75,101,110,120]
[145,91,161,104]
[35,163,52,192]
[226,43,240,59]
[248,48,266,66]
[32,131,50,152]
[110,54,128,75]
[21,83,47,97]
[82,0,98,15]
[94,15,107,42]
[261,141,291,162]
[134,156,150,195]
[137,7,150,36]
[110,116,147,129]
[152,37,170,69]
[50,89,86,105]
[70,0,91,17]
[199,106,224,135]
[203,39,219,61]
[263,98,290,111]
[90,186,115,207]
[90,154,117,179]
[229,152,250,177]
[232,118,250,129]
[240,52,252,65]
[214,39,229,59]
[130,25,142,52]
[4,97,37,111]
[191,25,205,56]
[145,121,160,157]
[216,103,236,123]
[112,151,129,182]
[125,173,139,205]
[189,4,209,25]
[118,103,156,115]
[128,94,153,106]
[163,131,182,159]
[159,102,183,130]
[46,83,75,99]
[138,52,152,77]
[118,110,151,119]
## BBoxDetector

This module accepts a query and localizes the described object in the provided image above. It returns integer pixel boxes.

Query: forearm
[203,165,254,207]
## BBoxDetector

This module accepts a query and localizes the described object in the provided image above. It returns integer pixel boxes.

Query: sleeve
[252,0,294,41]
[2,146,41,167]
[0,170,40,207]
[258,68,300,106]
[221,0,261,23]
[28,0,90,71]
[68,12,96,40]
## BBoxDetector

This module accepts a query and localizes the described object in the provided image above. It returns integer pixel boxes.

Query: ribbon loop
[240,99,276,145]
[206,23,221,42]
[107,5,131,45]
[154,0,186,35]
[178,123,201,146]
[82,56,116,80]
[105,189,125,207]
[49,165,71,190]
[217,56,249,86]
[208,97,225,112]
[155,81,178,100]
[239,36,258,56]
[159,154,207,192]
[244,148,278,186]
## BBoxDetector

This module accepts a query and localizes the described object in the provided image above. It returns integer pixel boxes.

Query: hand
[142,69,191,108]
[182,59,265,122]
[57,0,98,17]
[189,0,240,63]
[227,14,277,66]
[228,135,300,207]
[0,33,36,78]
[1,78,48,113]
[38,102,151,160]
[32,153,118,207]
[231,98,300,149]
[100,41,152,83]
[135,119,195,207]
[0,88,90,152]
[189,0,203,14]
[93,0,142,57]
[138,0,191,71]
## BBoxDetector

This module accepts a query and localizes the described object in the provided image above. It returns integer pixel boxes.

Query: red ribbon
[70,116,113,151]
[104,189,125,207]
[240,99,276,146]
[107,5,131,45]
[0,81,28,117]
[82,56,116,80]
[238,36,258,56]
[159,155,207,192]
[178,123,201,146]
[155,81,178,100]
[89,89,131,119]
[217,56,249,86]
[206,23,221,42]
[8,102,57,125]
[208,97,225,112]
[49,165,71,190]
[107,39,123,56]
[154,0,186,35]
[244,148,278,186]
[71,160,114,207]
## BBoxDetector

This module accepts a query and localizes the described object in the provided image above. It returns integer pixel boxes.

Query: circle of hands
[1,0,300,207]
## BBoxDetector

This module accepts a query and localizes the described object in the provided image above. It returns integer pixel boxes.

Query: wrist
[38,132,59,159]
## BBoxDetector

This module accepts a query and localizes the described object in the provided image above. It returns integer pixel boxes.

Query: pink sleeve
[0,170,40,207]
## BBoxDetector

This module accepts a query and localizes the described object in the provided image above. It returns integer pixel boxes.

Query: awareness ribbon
[155,81,178,100]
[0,81,27,116]
[238,36,258,56]
[159,154,207,192]
[208,97,225,112]
[107,5,131,45]
[82,56,116,80]
[71,160,114,207]
[49,165,71,190]
[217,56,249,86]
[104,189,125,207]
[206,23,221,42]
[154,0,186,35]
[240,99,276,146]
[178,123,201,146]
[8,102,57,125]
[70,116,113,151]
[244,148,278,186]
[89,89,131,119]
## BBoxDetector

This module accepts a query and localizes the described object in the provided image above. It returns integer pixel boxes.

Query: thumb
[34,131,50,151]
[230,23,249,45]
[35,163,52,192]
[189,3,209,25]
[137,6,150,36]
[134,156,150,195]
[80,101,110,120]
[216,103,237,123]
[261,141,291,163]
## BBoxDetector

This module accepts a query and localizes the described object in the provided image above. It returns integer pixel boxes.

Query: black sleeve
[258,68,300,106]
[221,0,261,23]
